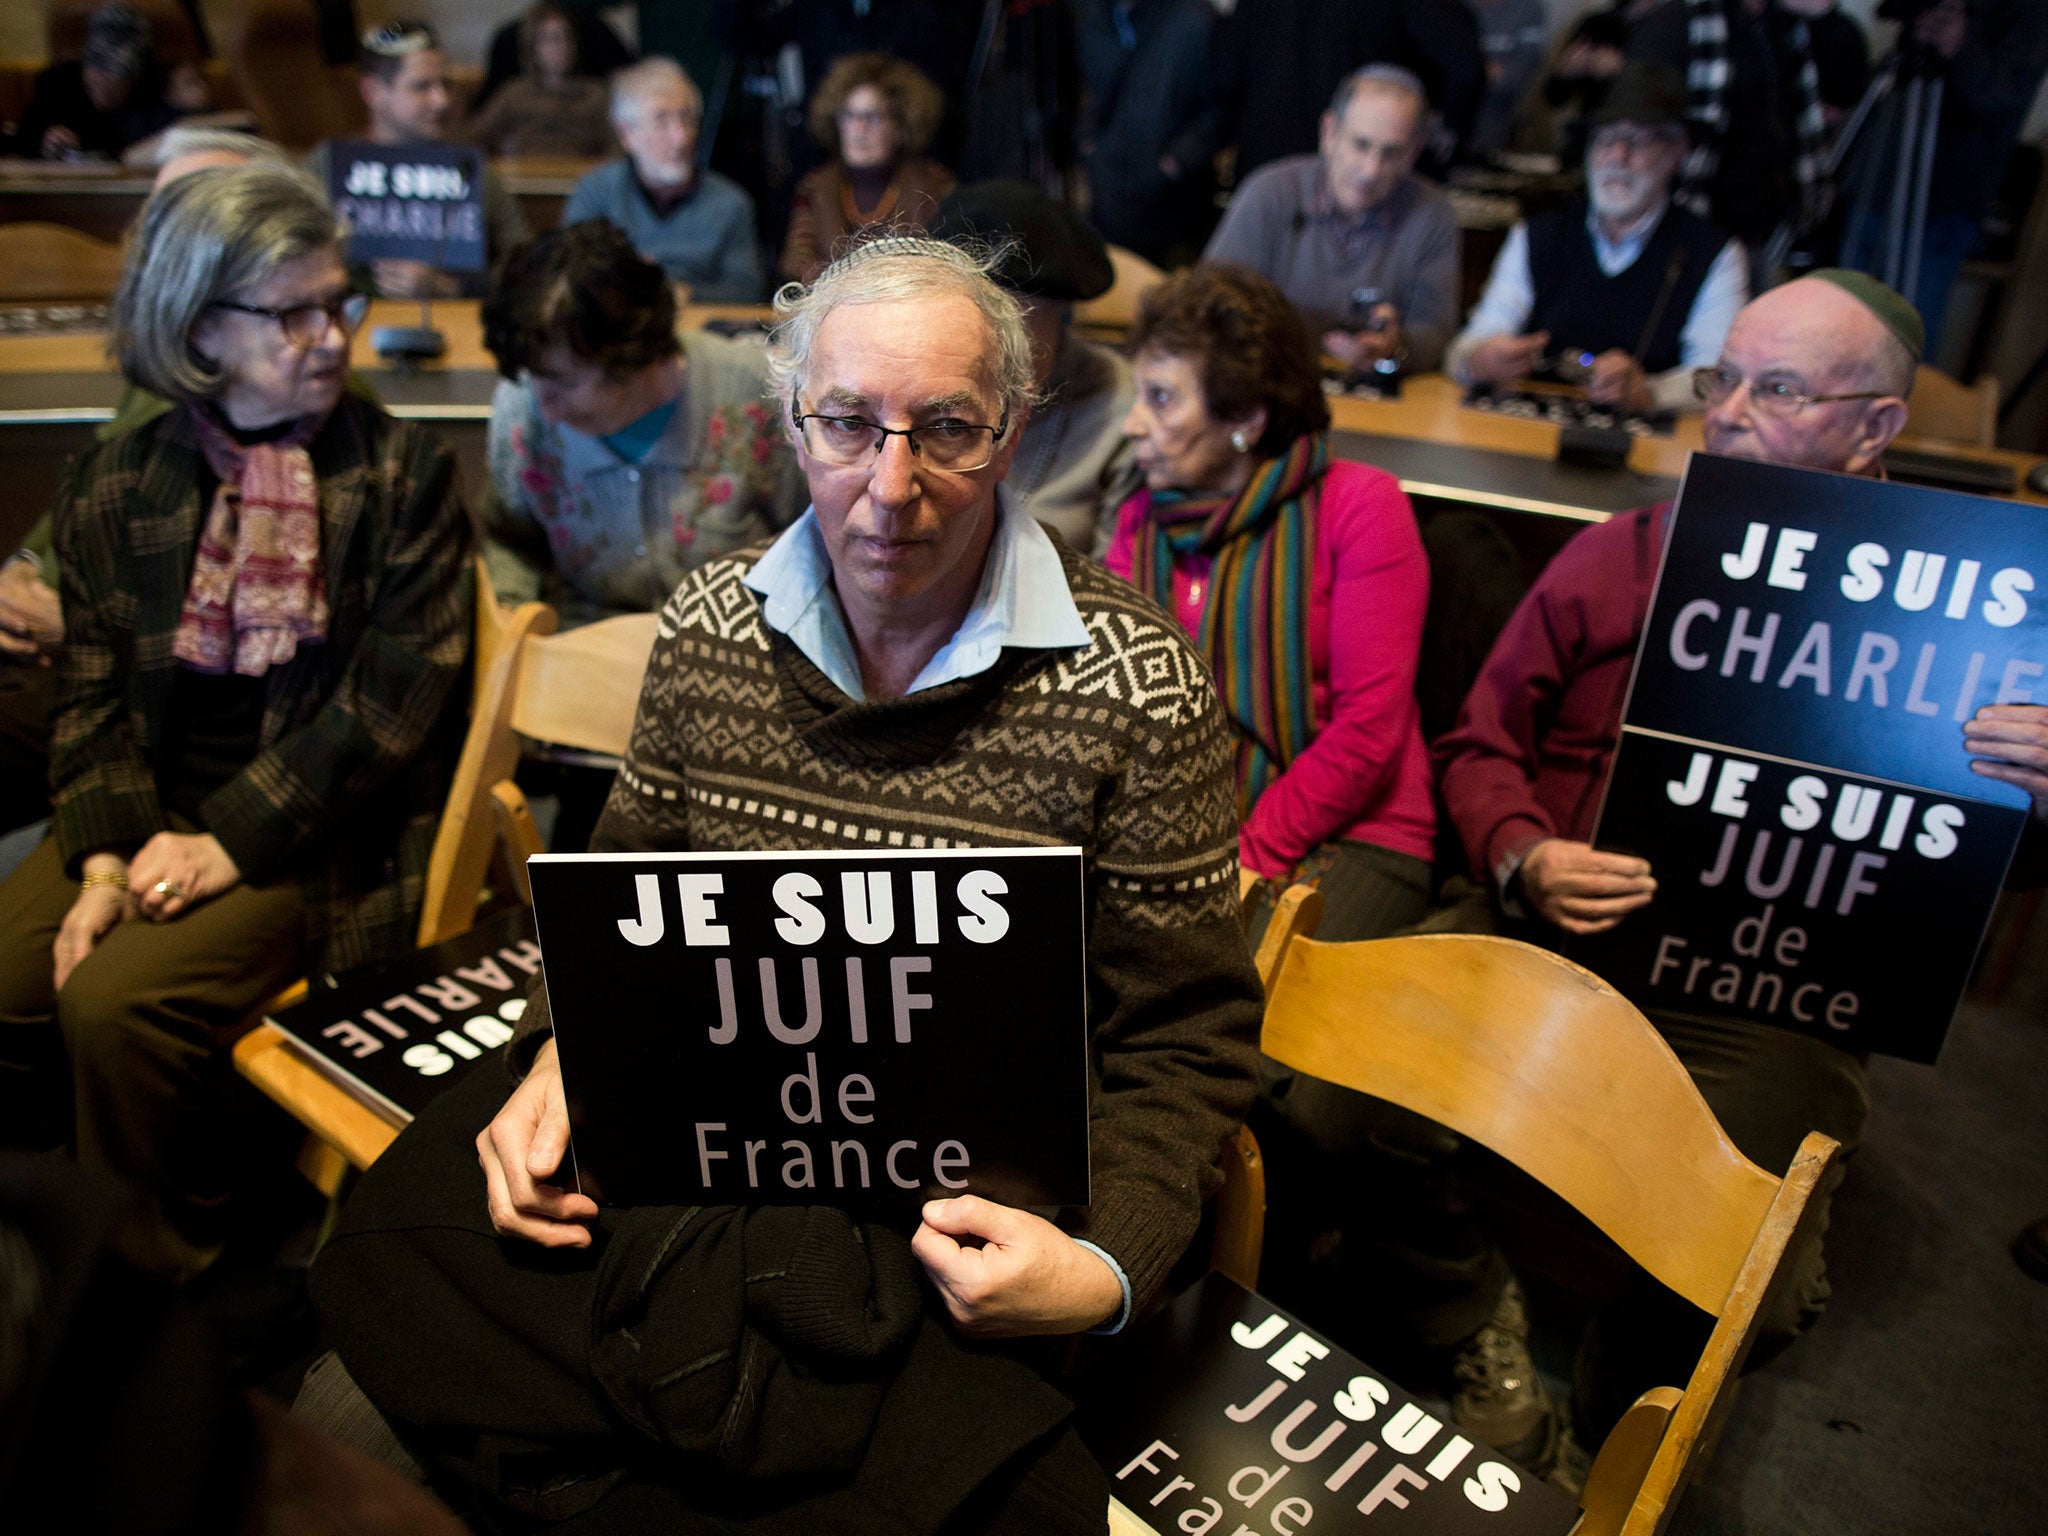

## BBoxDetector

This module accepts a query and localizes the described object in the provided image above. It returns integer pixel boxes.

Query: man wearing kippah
[305,20,531,300]
[1434,269,2048,1441]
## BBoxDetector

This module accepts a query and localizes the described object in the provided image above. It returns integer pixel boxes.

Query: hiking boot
[1451,1278,1559,1464]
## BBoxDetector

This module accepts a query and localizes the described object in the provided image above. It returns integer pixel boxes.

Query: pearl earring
[1230,430,1249,453]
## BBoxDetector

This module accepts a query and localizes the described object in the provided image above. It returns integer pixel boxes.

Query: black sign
[1581,455,2048,1059]
[325,140,487,272]
[267,907,541,1124]
[1082,1276,1578,1536]
[527,848,1090,1210]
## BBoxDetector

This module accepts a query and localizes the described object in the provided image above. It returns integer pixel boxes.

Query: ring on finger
[152,879,185,900]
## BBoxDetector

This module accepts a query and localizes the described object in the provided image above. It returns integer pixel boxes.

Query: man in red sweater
[1433,269,2048,1439]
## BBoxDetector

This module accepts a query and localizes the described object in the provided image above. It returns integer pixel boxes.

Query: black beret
[927,179,1115,303]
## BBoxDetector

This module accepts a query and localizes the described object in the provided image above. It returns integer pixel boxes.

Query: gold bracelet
[79,870,128,892]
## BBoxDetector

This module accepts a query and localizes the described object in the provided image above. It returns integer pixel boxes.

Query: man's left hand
[1585,349,1653,414]
[128,831,241,920]
[372,259,459,300]
[1324,304,1404,370]
[1966,704,2048,822]
[912,1195,1123,1337]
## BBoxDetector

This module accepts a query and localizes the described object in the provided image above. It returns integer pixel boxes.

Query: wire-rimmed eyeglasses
[791,404,1010,473]
[1691,365,1889,417]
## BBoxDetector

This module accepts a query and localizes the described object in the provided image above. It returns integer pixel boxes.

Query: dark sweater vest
[1526,197,1728,375]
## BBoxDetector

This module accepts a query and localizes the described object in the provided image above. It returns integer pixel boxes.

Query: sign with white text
[325,139,486,272]
[268,907,540,1124]
[1580,454,2047,1059]
[528,848,1090,1210]
[1081,1275,1578,1536]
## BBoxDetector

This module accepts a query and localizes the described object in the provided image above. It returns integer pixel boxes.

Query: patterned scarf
[173,403,331,677]
[1130,433,1328,817]
[1678,0,1827,237]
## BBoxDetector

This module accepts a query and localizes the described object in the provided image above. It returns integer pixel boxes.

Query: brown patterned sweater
[518,539,1262,1314]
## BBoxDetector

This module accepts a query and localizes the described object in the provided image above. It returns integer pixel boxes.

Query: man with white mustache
[1447,64,1745,415]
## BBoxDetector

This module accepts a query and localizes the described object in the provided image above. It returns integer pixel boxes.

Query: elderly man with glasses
[309,235,1261,1531]
[1447,64,1745,416]
[1428,268,2048,1446]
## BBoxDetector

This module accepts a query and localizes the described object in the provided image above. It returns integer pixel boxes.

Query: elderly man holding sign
[311,236,1262,1531]
[1430,269,2048,1449]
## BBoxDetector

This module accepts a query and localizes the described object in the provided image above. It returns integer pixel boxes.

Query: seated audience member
[462,2,614,159]
[1447,65,1746,415]
[563,59,763,301]
[1,128,296,871]
[928,179,1135,553]
[1072,0,1227,268]
[1469,0,1549,155]
[307,20,532,300]
[309,236,1262,1531]
[0,163,473,1280]
[780,52,957,285]
[472,0,634,111]
[1624,0,1828,260]
[1108,263,1435,933]
[1432,270,2048,1438]
[480,221,805,625]
[15,2,198,162]
[1205,65,1460,374]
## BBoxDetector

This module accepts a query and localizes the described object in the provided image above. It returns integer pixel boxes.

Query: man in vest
[1446,64,1745,415]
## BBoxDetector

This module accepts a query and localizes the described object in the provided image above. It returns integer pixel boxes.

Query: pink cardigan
[1105,458,1438,876]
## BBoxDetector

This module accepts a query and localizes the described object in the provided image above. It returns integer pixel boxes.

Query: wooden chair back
[1257,933,1836,1536]
[227,0,365,150]
[1905,364,1998,448]
[415,606,657,944]
[0,223,124,303]
[1074,244,1166,332]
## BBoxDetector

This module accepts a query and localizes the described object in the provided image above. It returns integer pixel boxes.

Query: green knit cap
[1804,268,1925,364]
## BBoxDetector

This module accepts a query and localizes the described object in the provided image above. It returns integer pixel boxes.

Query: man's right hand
[0,559,62,662]
[476,1036,599,1246]
[1517,838,1656,934]
[1466,331,1550,387]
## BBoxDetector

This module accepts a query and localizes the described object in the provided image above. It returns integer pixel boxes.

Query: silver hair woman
[0,160,474,1281]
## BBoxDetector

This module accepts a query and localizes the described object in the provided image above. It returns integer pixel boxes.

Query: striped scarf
[1130,433,1327,817]
[1678,0,1827,237]
[174,403,330,677]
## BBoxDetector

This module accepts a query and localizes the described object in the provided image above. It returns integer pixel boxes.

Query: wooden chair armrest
[232,1022,402,1174]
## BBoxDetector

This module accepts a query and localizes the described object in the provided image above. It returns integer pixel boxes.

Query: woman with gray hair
[0,161,474,1280]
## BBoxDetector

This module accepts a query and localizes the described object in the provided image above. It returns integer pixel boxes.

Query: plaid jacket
[48,396,474,973]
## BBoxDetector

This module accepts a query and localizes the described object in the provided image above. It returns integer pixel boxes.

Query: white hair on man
[609,56,701,127]
[765,235,1038,428]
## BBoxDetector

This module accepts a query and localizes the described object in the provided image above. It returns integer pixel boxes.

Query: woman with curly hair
[778,52,957,284]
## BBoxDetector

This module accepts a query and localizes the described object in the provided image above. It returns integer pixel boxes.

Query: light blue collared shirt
[744,489,1091,702]
[742,491,1128,1331]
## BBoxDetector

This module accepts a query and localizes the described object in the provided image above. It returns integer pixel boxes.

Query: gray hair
[610,57,700,126]
[765,235,1037,425]
[1328,62,1430,121]
[110,162,345,403]
[148,126,289,170]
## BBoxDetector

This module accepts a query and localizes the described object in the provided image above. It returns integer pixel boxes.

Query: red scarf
[173,403,331,677]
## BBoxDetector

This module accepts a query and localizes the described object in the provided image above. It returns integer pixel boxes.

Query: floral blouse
[483,329,806,623]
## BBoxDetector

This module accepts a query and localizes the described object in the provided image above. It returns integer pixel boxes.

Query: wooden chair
[1905,364,1999,448]
[0,223,124,303]
[1074,244,1166,333]
[231,562,554,1186]
[1241,933,1837,1536]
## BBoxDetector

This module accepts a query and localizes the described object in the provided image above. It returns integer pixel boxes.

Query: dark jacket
[48,395,473,971]
[1073,0,1227,262]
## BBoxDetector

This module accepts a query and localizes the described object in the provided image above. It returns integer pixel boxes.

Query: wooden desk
[0,155,600,244]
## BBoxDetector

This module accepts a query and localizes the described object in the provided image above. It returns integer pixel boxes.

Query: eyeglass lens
[799,416,997,471]
[282,294,371,346]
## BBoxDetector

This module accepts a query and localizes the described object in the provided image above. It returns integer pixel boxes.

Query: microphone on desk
[372,181,457,365]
